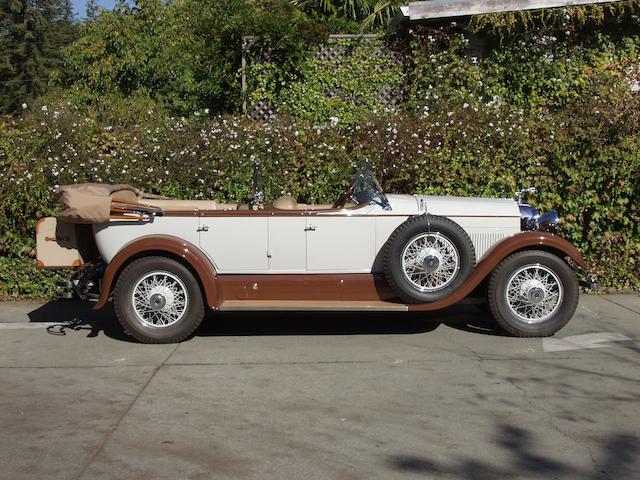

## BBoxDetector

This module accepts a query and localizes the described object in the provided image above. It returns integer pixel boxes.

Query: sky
[72,0,119,18]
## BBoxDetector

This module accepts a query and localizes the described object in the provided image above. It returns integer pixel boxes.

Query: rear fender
[94,235,219,310]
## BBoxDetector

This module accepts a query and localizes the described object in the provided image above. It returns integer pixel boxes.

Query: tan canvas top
[55,184,337,223]
[55,183,140,224]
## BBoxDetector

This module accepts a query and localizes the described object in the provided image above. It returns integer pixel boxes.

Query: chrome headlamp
[519,205,560,233]
[519,205,539,230]
[538,210,560,233]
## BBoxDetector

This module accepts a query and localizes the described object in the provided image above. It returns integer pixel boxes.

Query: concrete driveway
[0,295,638,479]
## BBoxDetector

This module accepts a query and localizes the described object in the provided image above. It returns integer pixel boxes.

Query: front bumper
[580,276,600,291]
[575,265,600,291]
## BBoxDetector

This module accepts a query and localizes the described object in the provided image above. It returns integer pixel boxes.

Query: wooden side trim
[216,273,395,303]
[408,231,586,312]
[94,235,219,310]
[219,300,408,312]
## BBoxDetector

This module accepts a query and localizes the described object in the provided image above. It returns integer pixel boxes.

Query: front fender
[94,235,219,310]
[409,231,586,312]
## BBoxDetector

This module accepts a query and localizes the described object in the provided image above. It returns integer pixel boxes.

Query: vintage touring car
[36,164,595,343]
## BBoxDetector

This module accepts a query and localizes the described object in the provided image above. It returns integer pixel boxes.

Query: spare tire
[383,214,476,304]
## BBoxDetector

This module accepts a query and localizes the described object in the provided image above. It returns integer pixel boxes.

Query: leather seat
[273,195,339,211]
[273,195,300,210]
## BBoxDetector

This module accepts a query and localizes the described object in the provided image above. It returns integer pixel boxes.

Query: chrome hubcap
[149,293,167,310]
[131,271,188,327]
[505,264,563,323]
[526,284,545,304]
[401,233,460,292]
[423,254,440,274]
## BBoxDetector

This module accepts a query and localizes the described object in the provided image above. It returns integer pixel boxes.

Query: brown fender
[409,231,586,312]
[94,235,219,310]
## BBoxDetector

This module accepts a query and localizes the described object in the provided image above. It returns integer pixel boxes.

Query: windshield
[351,165,391,210]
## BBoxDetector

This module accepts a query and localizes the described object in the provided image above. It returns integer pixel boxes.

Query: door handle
[197,225,209,232]
[304,225,317,231]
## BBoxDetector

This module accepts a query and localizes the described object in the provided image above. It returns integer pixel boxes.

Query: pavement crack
[165,359,380,367]
[600,296,640,316]
[72,343,179,480]
[503,376,599,469]
[0,364,160,369]
[448,333,605,471]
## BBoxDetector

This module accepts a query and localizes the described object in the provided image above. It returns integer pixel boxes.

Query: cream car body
[93,194,521,275]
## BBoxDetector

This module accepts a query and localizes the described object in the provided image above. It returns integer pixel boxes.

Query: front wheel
[488,250,579,337]
[113,256,205,343]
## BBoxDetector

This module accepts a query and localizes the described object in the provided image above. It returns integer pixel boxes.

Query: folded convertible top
[55,183,161,223]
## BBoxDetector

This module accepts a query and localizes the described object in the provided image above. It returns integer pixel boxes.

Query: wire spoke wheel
[401,232,460,292]
[488,251,578,337]
[131,271,189,328]
[505,264,563,324]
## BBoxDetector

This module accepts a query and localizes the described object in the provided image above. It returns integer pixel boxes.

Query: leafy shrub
[2,6,640,298]
[59,0,327,116]
[470,1,640,37]
[1,85,639,298]
[406,24,640,114]
[250,37,406,125]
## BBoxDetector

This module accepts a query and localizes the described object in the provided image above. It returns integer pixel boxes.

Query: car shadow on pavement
[197,304,509,337]
[28,300,135,342]
[27,300,508,342]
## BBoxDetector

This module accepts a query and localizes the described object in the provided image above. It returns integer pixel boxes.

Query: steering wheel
[332,174,361,209]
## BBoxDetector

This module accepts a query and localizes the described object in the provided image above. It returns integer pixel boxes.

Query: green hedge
[2,17,640,298]
[1,89,639,298]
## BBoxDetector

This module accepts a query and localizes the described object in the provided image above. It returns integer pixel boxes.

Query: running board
[218,300,409,312]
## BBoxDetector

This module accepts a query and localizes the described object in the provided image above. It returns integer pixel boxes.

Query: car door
[267,216,307,272]
[198,215,269,273]
[305,212,377,272]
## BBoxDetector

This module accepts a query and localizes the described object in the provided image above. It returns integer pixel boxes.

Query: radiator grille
[470,232,510,260]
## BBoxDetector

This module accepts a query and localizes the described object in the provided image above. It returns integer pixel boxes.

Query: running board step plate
[218,300,409,312]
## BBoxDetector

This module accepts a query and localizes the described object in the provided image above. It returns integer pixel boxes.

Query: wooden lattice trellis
[242,34,406,122]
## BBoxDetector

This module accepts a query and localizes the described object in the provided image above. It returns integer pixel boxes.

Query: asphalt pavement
[0,295,639,479]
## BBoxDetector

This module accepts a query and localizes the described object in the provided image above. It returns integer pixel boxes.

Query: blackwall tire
[113,256,205,344]
[384,215,476,304]
[488,250,579,337]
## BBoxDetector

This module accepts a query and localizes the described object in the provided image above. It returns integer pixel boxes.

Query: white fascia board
[406,0,622,20]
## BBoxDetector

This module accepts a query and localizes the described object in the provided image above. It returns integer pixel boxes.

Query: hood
[417,195,520,218]
[385,194,421,214]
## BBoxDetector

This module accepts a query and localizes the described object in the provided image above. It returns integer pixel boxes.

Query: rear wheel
[113,256,205,343]
[488,250,578,337]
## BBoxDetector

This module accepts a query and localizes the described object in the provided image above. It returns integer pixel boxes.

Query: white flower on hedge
[631,80,640,93]
[329,117,339,127]
[21,103,27,109]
